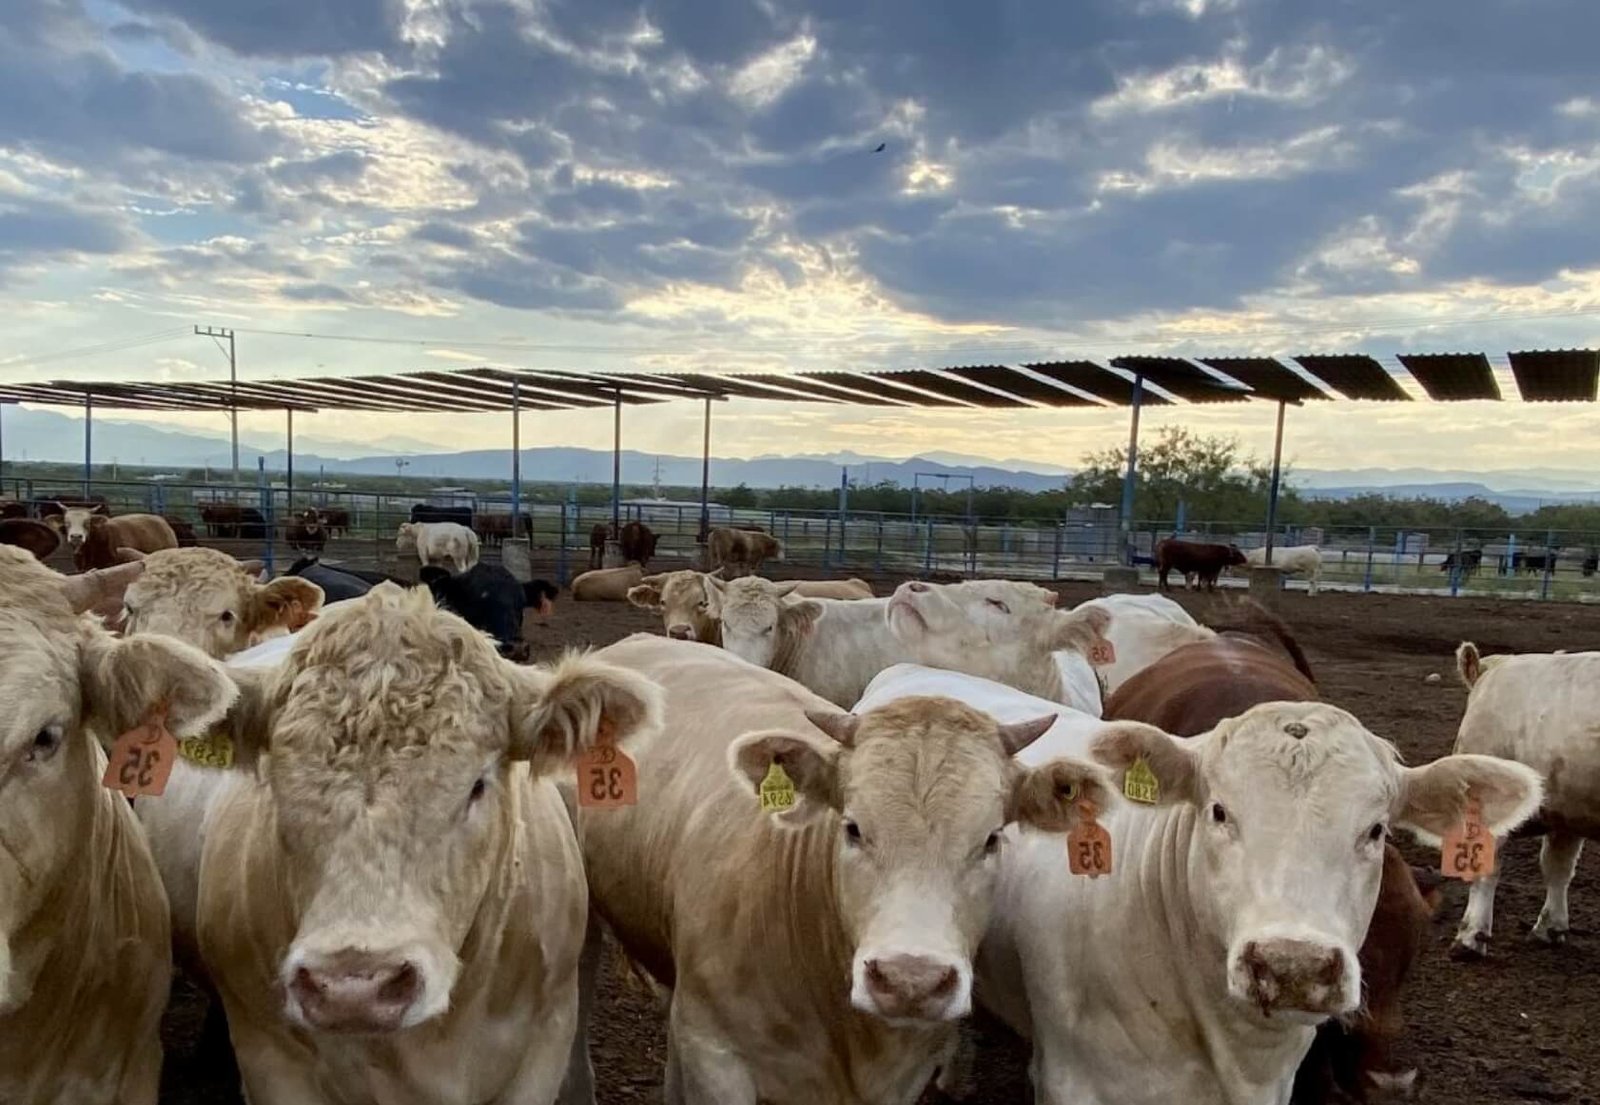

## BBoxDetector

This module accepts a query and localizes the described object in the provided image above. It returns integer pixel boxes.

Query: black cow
[237,507,268,541]
[420,563,558,659]
[1519,551,1557,575]
[1584,552,1598,578]
[410,503,474,527]
[286,557,373,603]
[1440,549,1483,577]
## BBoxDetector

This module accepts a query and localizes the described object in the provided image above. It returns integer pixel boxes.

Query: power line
[0,327,191,372]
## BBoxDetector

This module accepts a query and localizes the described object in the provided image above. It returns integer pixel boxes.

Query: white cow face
[1093,704,1542,1022]
[53,507,99,548]
[0,550,235,1014]
[714,577,822,671]
[122,548,324,659]
[628,569,724,642]
[730,696,1111,1025]
[225,584,661,1036]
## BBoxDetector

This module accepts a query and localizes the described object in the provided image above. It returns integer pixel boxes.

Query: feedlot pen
[154,577,1600,1105]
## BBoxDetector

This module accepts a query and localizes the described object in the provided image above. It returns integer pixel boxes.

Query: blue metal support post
[1119,375,1143,565]
[511,380,522,536]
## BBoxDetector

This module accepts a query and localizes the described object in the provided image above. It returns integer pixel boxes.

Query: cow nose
[288,952,421,1034]
[906,582,930,593]
[1235,938,1350,1017]
[862,954,963,1022]
[667,624,694,640]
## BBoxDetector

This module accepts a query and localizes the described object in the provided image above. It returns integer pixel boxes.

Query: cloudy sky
[3,0,1600,472]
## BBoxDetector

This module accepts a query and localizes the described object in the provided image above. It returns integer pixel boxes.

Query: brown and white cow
[0,548,237,1105]
[574,635,1111,1104]
[49,509,178,571]
[1450,643,1600,957]
[187,583,662,1103]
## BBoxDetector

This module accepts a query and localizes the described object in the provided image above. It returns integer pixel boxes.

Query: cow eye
[761,625,774,636]
[985,598,1010,614]
[1210,802,1228,825]
[469,778,487,804]
[1367,823,1386,843]
[219,610,236,624]
[984,830,1003,856]
[697,600,708,610]
[26,727,61,763]
[843,819,863,847]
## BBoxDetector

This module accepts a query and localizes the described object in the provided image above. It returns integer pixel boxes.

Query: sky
[3,0,1600,473]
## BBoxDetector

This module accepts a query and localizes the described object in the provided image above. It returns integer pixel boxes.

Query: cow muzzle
[285,948,426,1034]
[852,951,970,1023]
[66,533,85,547]
[667,623,695,640]
[1228,935,1355,1019]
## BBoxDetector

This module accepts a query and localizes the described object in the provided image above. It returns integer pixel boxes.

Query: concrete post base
[602,540,627,569]
[693,542,712,571]
[1249,566,1286,605]
[501,538,532,582]
[1101,566,1141,593]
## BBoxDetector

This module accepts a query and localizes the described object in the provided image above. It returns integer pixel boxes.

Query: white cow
[1073,592,1214,697]
[1245,545,1323,594]
[396,520,479,574]
[1451,643,1600,955]
[857,664,1543,1105]
[716,576,1113,707]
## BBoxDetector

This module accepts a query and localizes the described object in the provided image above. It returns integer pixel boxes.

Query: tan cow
[192,583,662,1103]
[0,548,237,1105]
[629,570,877,644]
[49,509,178,571]
[708,526,782,577]
[572,563,644,601]
[575,635,1111,1104]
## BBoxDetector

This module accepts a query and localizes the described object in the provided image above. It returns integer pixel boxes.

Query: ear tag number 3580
[577,744,637,810]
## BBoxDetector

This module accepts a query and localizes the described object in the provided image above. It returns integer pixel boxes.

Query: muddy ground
[157,568,1600,1104]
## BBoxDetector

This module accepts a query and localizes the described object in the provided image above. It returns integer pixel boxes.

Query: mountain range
[2,406,1597,512]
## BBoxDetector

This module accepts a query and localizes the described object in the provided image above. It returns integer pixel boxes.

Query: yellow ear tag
[759,762,797,812]
[177,729,235,770]
[1123,757,1159,805]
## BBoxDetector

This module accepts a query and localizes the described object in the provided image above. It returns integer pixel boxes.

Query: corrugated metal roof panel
[882,369,1032,408]
[1508,349,1600,402]
[1199,357,1329,403]
[1398,353,1501,401]
[797,371,964,407]
[1024,361,1171,406]
[942,365,1100,407]
[1111,356,1250,404]
[1293,355,1411,401]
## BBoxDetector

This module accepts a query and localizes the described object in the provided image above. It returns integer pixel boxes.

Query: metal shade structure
[1294,355,1412,402]
[1507,349,1600,402]
[1398,353,1501,402]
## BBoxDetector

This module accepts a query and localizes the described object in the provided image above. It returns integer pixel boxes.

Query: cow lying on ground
[396,520,480,574]
[1451,643,1600,957]
[854,667,1543,1105]
[187,585,662,1102]
[49,509,178,571]
[421,563,558,658]
[0,548,237,1105]
[575,635,1110,1105]
[1155,537,1247,591]
[0,517,60,560]
[572,564,644,601]
[716,576,1113,707]
[627,570,876,644]
[1103,620,1433,1100]
[709,525,781,577]
[1245,544,1323,594]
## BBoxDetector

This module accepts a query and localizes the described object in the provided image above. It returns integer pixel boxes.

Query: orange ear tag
[1067,801,1113,878]
[1088,638,1117,668]
[1441,798,1495,882]
[576,744,638,810]
[103,712,178,798]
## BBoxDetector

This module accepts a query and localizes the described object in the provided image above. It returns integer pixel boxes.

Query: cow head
[0,548,235,1015]
[220,584,661,1034]
[730,695,1110,1025]
[121,547,325,659]
[628,569,723,642]
[50,507,100,549]
[1092,703,1541,1022]
[395,522,419,553]
[714,577,822,672]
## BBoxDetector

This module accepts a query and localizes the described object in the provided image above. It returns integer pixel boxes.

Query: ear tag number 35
[103,712,177,798]
[577,744,637,810]
[1067,801,1113,878]
[1441,798,1495,882]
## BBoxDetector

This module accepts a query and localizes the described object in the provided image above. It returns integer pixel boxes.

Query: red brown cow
[286,509,327,554]
[0,518,61,560]
[1104,616,1433,1102]
[1155,537,1247,592]
[57,513,179,571]
[588,522,609,569]
[708,525,781,577]
[163,517,199,547]
[317,507,350,537]
[199,502,243,538]
[619,520,658,569]
[472,512,513,547]
[0,500,26,520]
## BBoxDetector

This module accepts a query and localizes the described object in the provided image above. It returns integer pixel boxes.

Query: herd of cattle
[6,494,1596,1105]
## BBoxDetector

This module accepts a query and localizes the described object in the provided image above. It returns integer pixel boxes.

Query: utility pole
[195,325,239,484]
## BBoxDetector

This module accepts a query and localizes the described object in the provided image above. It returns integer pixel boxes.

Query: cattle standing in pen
[1155,537,1247,592]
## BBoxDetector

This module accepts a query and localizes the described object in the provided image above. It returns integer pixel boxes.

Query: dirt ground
[156,571,1600,1105]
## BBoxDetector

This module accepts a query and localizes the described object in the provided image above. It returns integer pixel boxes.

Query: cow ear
[779,599,823,637]
[626,582,663,612]
[508,651,664,774]
[771,580,802,596]
[728,729,841,825]
[251,576,324,633]
[1049,605,1110,653]
[1395,754,1544,845]
[88,514,109,529]
[44,515,64,533]
[78,627,237,746]
[1089,722,1200,806]
[1011,757,1115,831]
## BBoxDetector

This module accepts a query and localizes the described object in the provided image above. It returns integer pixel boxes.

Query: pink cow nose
[668,624,694,640]
[289,951,421,1034]
[1237,938,1349,1016]
[863,954,961,1021]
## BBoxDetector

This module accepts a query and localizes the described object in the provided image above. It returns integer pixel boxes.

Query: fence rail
[7,476,1600,601]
